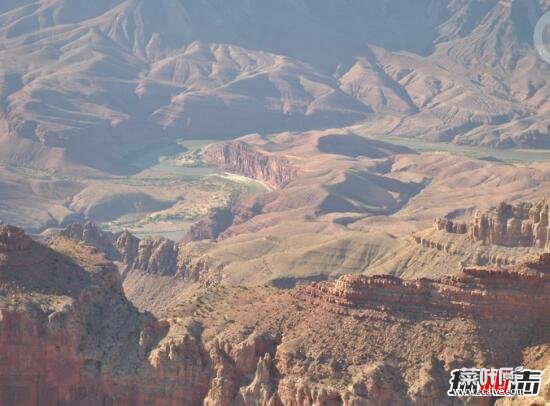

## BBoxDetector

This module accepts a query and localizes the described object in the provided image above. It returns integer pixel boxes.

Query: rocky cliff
[61,221,127,259]
[60,222,215,283]
[0,224,33,252]
[181,255,550,405]
[185,197,264,242]
[469,199,550,249]
[0,226,208,404]
[294,255,550,321]
[184,141,288,242]
[2,226,549,405]
[433,198,550,250]
[203,141,300,189]
[0,226,283,405]
[432,218,467,234]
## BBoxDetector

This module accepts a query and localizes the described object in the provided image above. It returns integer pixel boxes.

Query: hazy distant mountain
[0,0,548,172]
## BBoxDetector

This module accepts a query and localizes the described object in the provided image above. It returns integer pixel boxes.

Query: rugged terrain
[1,1,550,404]
[56,197,550,300]
[1,0,550,237]
[0,0,549,173]
[1,224,548,405]
[174,134,550,285]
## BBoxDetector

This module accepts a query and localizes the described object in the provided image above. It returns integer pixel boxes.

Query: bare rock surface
[0,224,32,252]
[433,198,550,249]
[203,141,300,189]
[469,198,550,249]
[0,1,549,172]
[295,256,550,321]
[61,222,203,280]
[1,227,549,405]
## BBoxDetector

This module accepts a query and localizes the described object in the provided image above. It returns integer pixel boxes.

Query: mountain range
[0,0,549,173]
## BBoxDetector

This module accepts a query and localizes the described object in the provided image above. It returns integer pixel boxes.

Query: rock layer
[1,226,550,405]
[432,218,467,234]
[0,224,33,252]
[0,227,277,405]
[0,228,206,404]
[433,198,550,250]
[60,222,214,282]
[203,141,300,189]
[294,257,550,321]
[469,199,550,249]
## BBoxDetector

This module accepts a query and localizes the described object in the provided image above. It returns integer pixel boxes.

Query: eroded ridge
[294,256,550,321]
[0,225,33,253]
[60,222,214,282]
[434,198,550,249]
[203,141,300,189]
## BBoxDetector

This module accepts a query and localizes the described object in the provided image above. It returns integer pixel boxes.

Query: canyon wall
[294,254,550,321]
[184,198,264,242]
[203,141,300,189]
[0,226,280,405]
[469,199,549,249]
[432,218,467,234]
[0,224,33,252]
[60,222,216,283]
[0,298,282,406]
[433,198,550,250]
[2,226,549,405]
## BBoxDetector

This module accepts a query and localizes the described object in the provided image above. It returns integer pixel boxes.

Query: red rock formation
[0,231,206,404]
[60,223,214,282]
[203,141,300,188]
[0,225,33,252]
[469,198,549,249]
[2,227,550,405]
[0,228,280,405]
[61,222,121,258]
[114,229,140,264]
[294,260,550,321]
[134,238,179,275]
[185,207,237,241]
[185,198,263,242]
[433,217,467,234]
[524,252,550,270]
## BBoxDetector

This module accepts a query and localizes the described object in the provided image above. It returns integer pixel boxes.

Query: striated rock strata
[60,222,216,283]
[0,226,281,405]
[1,226,549,405]
[185,198,263,242]
[432,218,467,234]
[0,227,206,404]
[203,141,300,189]
[432,198,550,250]
[294,256,550,321]
[469,199,550,249]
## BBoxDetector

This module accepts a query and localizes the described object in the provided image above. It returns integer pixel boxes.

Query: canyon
[1,224,549,405]
[203,141,300,189]
[295,254,550,321]
[54,192,550,288]
[435,198,550,250]
[469,199,550,250]
[0,1,550,404]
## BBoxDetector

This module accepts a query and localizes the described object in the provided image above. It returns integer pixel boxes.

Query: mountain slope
[2,224,549,404]
[0,0,548,172]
